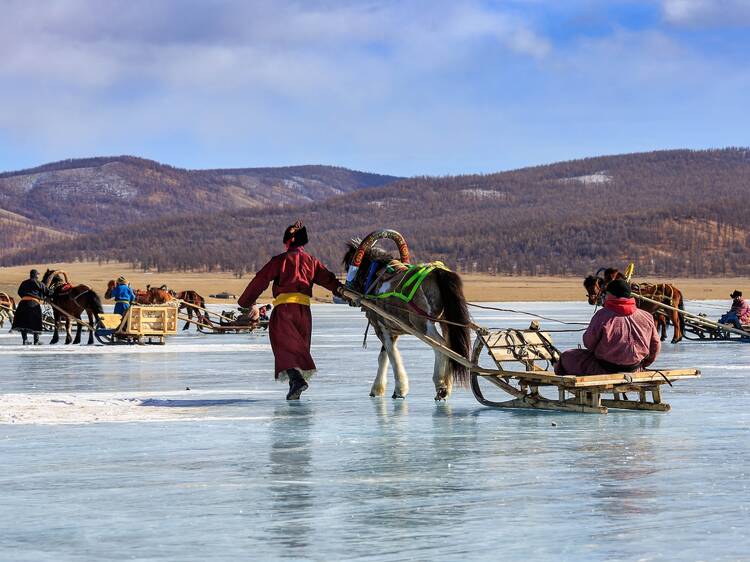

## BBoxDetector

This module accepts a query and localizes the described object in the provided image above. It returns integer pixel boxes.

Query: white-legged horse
[343,238,471,401]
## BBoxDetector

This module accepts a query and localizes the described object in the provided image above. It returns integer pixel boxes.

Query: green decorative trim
[366,261,449,303]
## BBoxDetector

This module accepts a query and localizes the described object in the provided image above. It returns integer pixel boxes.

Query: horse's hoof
[660,337,666,342]
[392,392,405,399]
[434,387,448,401]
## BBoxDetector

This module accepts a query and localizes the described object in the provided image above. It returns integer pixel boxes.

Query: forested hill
[4,148,750,276]
[0,156,399,233]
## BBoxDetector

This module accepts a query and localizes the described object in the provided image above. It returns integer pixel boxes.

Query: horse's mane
[342,239,398,291]
[583,275,601,288]
[342,239,396,267]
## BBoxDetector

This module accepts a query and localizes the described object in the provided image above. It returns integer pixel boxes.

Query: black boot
[21,331,29,345]
[286,369,308,400]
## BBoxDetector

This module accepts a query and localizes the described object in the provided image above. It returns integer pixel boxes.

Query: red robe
[238,247,341,379]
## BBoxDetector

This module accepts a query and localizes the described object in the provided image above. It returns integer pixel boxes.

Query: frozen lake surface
[1,302,749,561]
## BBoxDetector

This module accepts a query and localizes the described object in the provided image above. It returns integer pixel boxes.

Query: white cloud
[0,1,748,175]
[662,0,750,26]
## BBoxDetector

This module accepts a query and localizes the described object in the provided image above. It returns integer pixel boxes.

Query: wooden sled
[470,326,700,414]
[95,305,178,345]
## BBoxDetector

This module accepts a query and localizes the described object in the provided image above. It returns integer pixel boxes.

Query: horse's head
[342,238,362,270]
[41,269,55,286]
[342,238,395,292]
[583,275,605,305]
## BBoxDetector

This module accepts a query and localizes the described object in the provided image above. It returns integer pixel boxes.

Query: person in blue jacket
[111,276,136,315]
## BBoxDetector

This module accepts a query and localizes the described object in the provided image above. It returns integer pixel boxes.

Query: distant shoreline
[0,262,747,304]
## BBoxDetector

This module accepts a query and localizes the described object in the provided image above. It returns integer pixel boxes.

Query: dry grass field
[1,262,748,305]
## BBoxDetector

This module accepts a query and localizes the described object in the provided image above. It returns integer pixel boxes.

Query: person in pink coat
[719,290,749,329]
[555,279,660,375]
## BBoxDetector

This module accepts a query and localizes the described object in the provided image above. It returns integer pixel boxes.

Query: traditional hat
[117,276,127,284]
[606,279,632,298]
[730,290,743,299]
[283,220,308,248]
[29,269,39,279]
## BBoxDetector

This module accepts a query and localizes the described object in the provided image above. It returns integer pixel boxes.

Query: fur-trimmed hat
[29,269,39,279]
[283,220,308,248]
[117,276,127,284]
[731,290,743,299]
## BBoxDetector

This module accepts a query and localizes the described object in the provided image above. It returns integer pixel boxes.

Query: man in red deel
[238,221,345,400]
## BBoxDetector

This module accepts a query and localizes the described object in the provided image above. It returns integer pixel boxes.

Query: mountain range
[2,149,749,277]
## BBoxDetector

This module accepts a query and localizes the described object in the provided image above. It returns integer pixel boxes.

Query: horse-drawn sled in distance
[95,305,178,345]
[585,266,750,343]
[105,278,270,334]
[196,305,271,334]
[340,229,700,414]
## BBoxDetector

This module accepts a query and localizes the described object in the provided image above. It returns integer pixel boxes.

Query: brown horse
[170,290,206,330]
[583,268,685,343]
[105,281,174,305]
[343,239,471,401]
[0,292,15,329]
[43,270,104,344]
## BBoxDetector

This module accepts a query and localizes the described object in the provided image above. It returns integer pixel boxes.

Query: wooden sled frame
[96,305,178,345]
[470,327,700,414]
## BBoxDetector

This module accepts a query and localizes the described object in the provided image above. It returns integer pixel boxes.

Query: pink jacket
[731,297,750,324]
[583,297,660,368]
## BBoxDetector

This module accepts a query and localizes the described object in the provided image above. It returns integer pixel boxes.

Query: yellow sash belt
[273,292,311,307]
[21,296,42,304]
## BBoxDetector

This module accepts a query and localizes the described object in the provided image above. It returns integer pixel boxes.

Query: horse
[43,270,104,345]
[0,292,15,329]
[343,239,472,401]
[583,268,685,343]
[105,280,174,305]
[169,289,206,330]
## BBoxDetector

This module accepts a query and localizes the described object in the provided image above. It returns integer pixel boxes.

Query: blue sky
[0,0,748,176]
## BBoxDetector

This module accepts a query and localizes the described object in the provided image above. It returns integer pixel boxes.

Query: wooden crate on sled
[121,305,178,344]
[470,325,700,414]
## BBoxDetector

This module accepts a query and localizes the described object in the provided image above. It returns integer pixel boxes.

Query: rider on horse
[238,221,348,400]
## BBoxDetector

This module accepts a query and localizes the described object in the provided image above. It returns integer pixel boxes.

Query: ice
[1,302,749,561]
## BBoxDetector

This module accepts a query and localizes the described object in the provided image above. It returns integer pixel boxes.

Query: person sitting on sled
[238,220,349,400]
[555,279,660,375]
[719,290,749,329]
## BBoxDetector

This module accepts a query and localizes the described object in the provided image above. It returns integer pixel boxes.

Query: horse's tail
[678,291,686,331]
[435,269,472,386]
[89,290,105,316]
[194,292,206,321]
